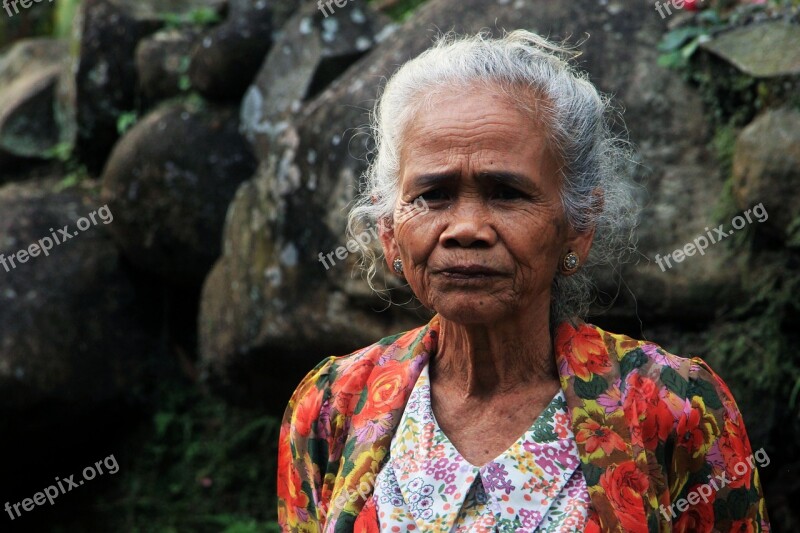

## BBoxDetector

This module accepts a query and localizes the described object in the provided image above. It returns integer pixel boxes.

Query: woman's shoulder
[581,322,739,412]
[287,320,432,406]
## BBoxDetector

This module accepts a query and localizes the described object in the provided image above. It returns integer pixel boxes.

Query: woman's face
[380,88,594,325]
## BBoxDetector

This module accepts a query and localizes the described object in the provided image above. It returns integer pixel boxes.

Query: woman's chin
[430,297,514,325]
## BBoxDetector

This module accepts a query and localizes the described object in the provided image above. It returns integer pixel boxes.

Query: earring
[393,258,404,274]
[562,251,579,273]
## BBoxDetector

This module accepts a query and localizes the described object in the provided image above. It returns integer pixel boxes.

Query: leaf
[574,374,609,400]
[581,462,603,486]
[697,9,722,25]
[620,348,648,378]
[117,111,138,135]
[658,51,687,69]
[658,26,706,52]
[661,366,689,398]
[648,511,660,533]
[680,38,701,59]
[154,412,175,438]
[713,498,731,522]
[726,488,751,520]
[687,379,723,409]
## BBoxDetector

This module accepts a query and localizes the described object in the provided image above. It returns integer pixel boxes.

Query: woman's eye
[493,186,525,200]
[415,189,447,201]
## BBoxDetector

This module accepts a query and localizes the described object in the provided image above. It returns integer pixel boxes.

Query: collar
[389,363,581,531]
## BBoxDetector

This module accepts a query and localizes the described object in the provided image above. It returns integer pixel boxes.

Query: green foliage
[117,111,139,135]
[91,378,282,532]
[711,123,737,179]
[787,216,800,249]
[704,262,800,421]
[160,7,222,30]
[658,7,800,130]
[53,0,82,39]
[177,55,192,92]
[367,0,429,22]
[657,10,723,69]
[54,165,90,192]
[44,141,74,163]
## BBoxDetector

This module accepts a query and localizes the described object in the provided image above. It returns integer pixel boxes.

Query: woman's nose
[439,200,497,248]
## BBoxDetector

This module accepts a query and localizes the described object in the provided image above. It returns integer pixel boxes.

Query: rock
[189,0,295,101]
[73,0,225,171]
[136,27,202,104]
[101,100,257,286]
[200,0,741,405]
[0,37,66,88]
[0,39,70,170]
[701,21,800,78]
[732,107,800,242]
[240,1,392,158]
[0,179,156,412]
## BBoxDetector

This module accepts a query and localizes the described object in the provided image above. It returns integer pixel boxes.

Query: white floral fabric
[373,362,590,532]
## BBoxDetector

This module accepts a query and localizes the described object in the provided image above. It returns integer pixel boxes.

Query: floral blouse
[277,314,770,532]
[373,362,590,532]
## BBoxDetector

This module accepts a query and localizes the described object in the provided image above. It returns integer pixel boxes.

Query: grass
[82,376,283,532]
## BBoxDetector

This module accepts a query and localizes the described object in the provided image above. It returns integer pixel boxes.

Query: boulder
[73,0,226,170]
[189,0,304,101]
[101,100,257,286]
[701,21,800,78]
[0,37,66,88]
[136,27,202,104]
[732,107,800,242]
[0,39,70,172]
[240,1,392,158]
[199,0,742,405]
[0,179,156,412]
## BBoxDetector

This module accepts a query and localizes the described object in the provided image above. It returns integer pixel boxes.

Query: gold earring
[562,251,579,273]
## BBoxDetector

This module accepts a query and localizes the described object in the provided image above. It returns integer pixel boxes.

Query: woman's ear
[378,216,400,271]
[564,188,603,273]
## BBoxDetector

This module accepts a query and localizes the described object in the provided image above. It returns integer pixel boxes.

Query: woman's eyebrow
[408,172,459,188]
[477,170,543,195]
[407,170,544,197]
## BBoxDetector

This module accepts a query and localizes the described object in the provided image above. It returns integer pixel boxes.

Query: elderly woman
[278,30,769,532]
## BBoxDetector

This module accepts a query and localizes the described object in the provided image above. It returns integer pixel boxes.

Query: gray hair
[346,29,638,323]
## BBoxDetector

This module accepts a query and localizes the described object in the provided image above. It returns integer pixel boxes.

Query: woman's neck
[430,306,559,398]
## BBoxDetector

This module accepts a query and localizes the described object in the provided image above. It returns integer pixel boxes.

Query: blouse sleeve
[277,356,337,532]
[667,356,771,532]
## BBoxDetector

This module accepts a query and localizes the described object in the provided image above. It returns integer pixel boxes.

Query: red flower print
[731,518,757,533]
[331,359,374,414]
[676,397,718,459]
[575,417,627,459]
[718,418,754,489]
[673,493,715,533]
[293,386,324,438]
[585,512,602,533]
[556,323,612,381]
[332,358,374,394]
[358,361,412,420]
[277,428,310,523]
[353,495,380,532]
[598,461,649,533]
[623,373,673,450]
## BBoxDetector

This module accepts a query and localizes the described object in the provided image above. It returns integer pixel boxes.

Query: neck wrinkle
[430,312,559,397]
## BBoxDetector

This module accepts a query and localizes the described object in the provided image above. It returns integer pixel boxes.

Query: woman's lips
[438,265,504,279]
